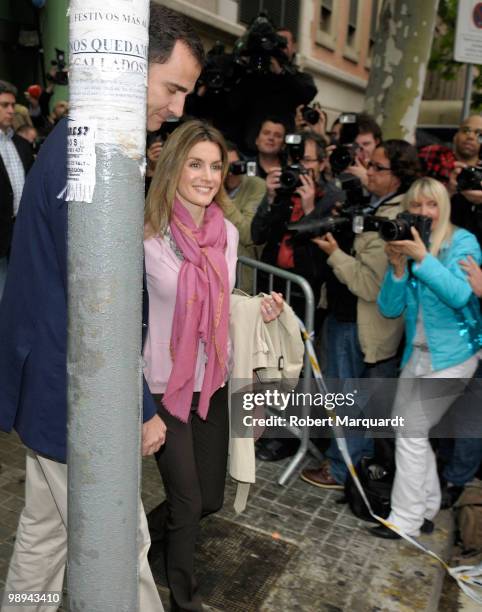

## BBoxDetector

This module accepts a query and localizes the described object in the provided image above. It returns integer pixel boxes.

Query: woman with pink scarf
[143,120,282,611]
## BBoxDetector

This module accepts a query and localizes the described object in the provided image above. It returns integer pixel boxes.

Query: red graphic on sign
[473,2,482,28]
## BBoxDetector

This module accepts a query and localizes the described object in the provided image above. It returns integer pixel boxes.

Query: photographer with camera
[223,141,266,292]
[369,177,482,539]
[251,131,328,296]
[301,140,419,489]
[234,17,317,153]
[251,116,287,179]
[449,115,482,240]
[24,61,67,138]
[328,113,382,189]
[251,131,329,461]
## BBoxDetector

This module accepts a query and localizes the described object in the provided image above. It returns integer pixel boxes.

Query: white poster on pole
[454,0,482,65]
[63,0,149,202]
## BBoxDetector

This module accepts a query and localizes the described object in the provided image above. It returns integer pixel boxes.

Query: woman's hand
[260,291,284,323]
[389,227,428,263]
[312,232,339,256]
[142,414,166,456]
[385,243,407,278]
[459,255,482,298]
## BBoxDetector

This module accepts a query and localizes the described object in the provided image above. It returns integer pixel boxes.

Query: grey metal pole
[66,2,149,611]
[461,63,474,121]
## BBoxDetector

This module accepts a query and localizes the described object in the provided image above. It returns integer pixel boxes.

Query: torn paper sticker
[58,119,96,203]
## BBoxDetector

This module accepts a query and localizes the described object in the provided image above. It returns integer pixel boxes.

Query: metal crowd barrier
[236,256,323,485]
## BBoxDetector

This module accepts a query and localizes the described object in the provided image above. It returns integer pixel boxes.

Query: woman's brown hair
[145,119,231,237]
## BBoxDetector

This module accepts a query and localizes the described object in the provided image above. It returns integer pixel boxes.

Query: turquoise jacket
[377,228,482,371]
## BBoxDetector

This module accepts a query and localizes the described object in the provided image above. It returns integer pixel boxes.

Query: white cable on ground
[298,317,482,604]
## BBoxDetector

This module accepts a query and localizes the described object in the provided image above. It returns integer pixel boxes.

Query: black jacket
[251,189,326,301]
[0,120,156,462]
[232,68,317,153]
[0,134,34,257]
[451,192,482,248]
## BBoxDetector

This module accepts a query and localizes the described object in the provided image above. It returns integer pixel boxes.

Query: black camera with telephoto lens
[287,207,432,249]
[286,215,351,239]
[234,12,291,75]
[197,42,242,94]
[287,200,383,241]
[457,166,482,192]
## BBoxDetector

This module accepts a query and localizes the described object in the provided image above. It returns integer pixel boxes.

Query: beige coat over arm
[228,292,304,511]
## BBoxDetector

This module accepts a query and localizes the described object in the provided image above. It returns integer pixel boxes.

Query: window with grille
[239,0,299,33]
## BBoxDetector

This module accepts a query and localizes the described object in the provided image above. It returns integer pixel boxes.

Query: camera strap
[365,191,397,214]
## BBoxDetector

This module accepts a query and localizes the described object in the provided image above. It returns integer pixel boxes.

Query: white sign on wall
[454,0,482,65]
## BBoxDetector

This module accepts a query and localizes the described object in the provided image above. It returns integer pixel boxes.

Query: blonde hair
[144,119,231,237]
[401,177,454,257]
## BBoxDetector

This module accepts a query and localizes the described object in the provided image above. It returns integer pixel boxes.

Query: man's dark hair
[357,113,382,142]
[379,139,421,191]
[148,3,204,67]
[303,131,326,161]
[277,26,296,43]
[225,140,241,157]
[257,116,287,136]
[0,80,17,97]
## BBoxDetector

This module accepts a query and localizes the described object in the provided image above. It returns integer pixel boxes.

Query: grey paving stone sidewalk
[1,431,456,611]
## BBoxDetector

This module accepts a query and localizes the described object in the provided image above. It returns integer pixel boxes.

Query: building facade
[0,0,469,126]
[159,0,467,128]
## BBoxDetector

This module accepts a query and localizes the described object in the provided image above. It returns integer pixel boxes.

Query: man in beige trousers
[0,5,203,611]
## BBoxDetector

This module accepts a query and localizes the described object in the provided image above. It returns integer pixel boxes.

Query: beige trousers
[1,450,163,612]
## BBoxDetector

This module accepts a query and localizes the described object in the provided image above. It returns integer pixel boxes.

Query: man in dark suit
[0,80,34,298]
[0,5,203,610]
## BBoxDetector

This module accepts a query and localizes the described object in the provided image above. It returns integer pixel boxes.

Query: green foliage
[429,0,482,109]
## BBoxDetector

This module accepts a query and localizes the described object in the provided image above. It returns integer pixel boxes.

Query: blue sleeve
[412,231,482,309]
[377,267,408,318]
[142,375,157,422]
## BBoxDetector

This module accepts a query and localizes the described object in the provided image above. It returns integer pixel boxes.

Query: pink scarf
[162,198,229,422]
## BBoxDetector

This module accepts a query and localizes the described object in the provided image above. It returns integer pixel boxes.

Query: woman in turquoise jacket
[370,177,482,539]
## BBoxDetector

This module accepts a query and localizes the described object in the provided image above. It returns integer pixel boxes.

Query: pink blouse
[143,219,239,394]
